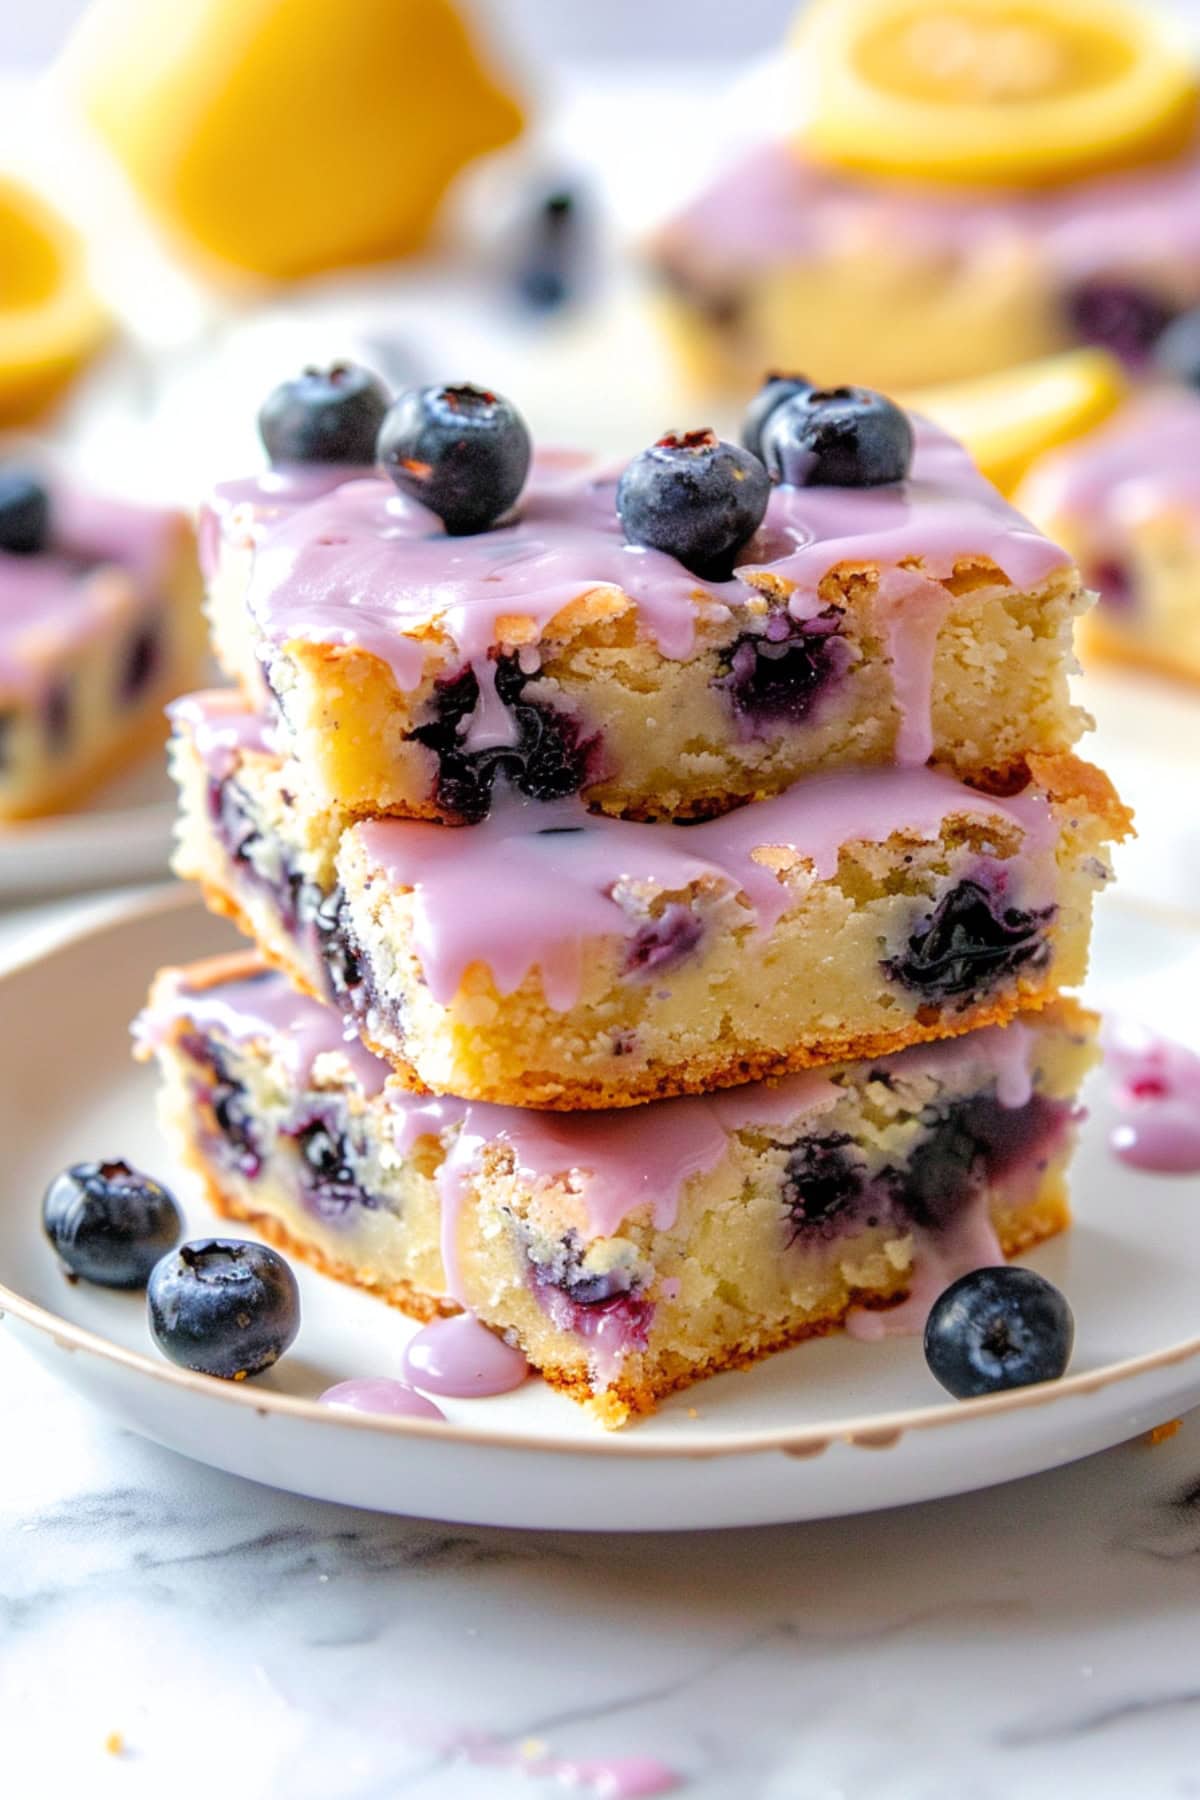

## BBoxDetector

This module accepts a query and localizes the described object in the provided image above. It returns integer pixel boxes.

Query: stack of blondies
[140,369,1127,1424]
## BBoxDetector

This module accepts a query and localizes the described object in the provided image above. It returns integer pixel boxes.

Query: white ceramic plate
[1,886,1199,1532]
[0,753,175,898]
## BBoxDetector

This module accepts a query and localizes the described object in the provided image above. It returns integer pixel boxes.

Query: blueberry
[897,1092,1065,1234]
[118,620,161,703]
[0,469,49,554]
[209,1077,262,1178]
[1154,305,1200,387]
[514,187,585,313]
[258,363,389,466]
[741,372,814,461]
[293,1116,373,1219]
[616,428,770,580]
[882,878,1054,1003]
[715,608,849,728]
[624,903,703,978]
[761,386,914,488]
[924,1266,1074,1399]
[42,1160,183,1289]
[147,1238,300,1379]
[1066,280,1174,365]
[377,383,531,534]
[782,1134,869,1243]
[411,655,590,822]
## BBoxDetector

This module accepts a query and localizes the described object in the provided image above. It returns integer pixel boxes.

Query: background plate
[1,887,1199,1531]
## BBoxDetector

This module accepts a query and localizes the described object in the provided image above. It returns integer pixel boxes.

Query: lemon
[61,0,524,282]
[796,0,1198,188]
[0,177,110,424]
[902,347,1126,492]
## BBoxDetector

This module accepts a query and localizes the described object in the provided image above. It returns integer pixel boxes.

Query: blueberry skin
[924,1266,1074,1400]
[616,429,770,580]
[42,1160,183,1289]
[761,386,914,488]
[147,1238,301,1379]
[258,363,390,466]
[0,469,50,555]
[1155,306,1200,388]
[377,383,532,534]
[741,372,813,461]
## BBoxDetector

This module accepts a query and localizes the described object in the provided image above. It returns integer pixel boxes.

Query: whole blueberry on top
[258,363,390,466]
[761,386,914,488]
[616,428,770,580]
[1154,306,1200,388]
[377,382,532,534]
[924,1265,1074,1401]
[42,1159,182,1289]
[741,372,813,461]
[0,469,50,555]
[147,1237,300,1380]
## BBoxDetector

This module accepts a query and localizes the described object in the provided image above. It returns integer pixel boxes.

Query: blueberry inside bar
[138,955,1097,1426]
[169,690,1128,1109]
[204,422,1089,824]
[1018,392,1200,684]
[0,473,202,820]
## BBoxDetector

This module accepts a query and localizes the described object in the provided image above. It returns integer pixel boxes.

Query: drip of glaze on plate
[401,1312,529,1397]
[1105,1019,1200,1174]
[319,1377,445,1420]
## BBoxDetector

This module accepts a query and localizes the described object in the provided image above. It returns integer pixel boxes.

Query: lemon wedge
[902,347,1127,492]
[0,177,110,424]
[61,0,524,282]
[796,0,1198,188]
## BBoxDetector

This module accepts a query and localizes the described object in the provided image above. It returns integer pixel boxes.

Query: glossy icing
[199,462,372,580]
[658,136,1200,284]
[1021,390,1200,537]
[1105,1020,1200,1174]
[0,475,179,698]
[353,768,1055,1011]
[139,961,389,1096]
[167,689,275,775]
[229,423,1067,767]
[401,1313,529,1397]
[319,1377,445,1420]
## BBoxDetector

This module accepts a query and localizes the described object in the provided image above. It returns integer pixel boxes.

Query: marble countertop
[3,1326,1200,1800]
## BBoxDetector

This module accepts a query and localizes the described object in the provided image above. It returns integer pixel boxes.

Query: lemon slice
[0,178,110,424]
[796,0,1198,188]
[902,347,1126,492]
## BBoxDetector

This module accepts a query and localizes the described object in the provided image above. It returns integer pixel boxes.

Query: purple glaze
[168,689,276,776]
[401,1313,529,1397]
[138,963,389,1096]
[319,1377,445,1419]
[234,425,1067,769]
[657,135,1200,289]
[199,463,373,580]
[0,475,180,699]
[352,768,1056,1011]
[1105,1021,1200,1174]
[1021,391,1200,563]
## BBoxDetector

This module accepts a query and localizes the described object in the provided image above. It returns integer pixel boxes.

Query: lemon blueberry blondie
[169,683,1125,1109]
[651,0,1200,396]
[1018,381,1200,683]
[139,954,1097,1424]
[202,374,1090,824]
[0,465,202,820]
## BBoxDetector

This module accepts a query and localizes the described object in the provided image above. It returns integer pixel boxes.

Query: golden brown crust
[1028,749,1135,841]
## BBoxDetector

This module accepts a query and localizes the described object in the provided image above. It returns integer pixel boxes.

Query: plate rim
[2,881,1199,1465]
